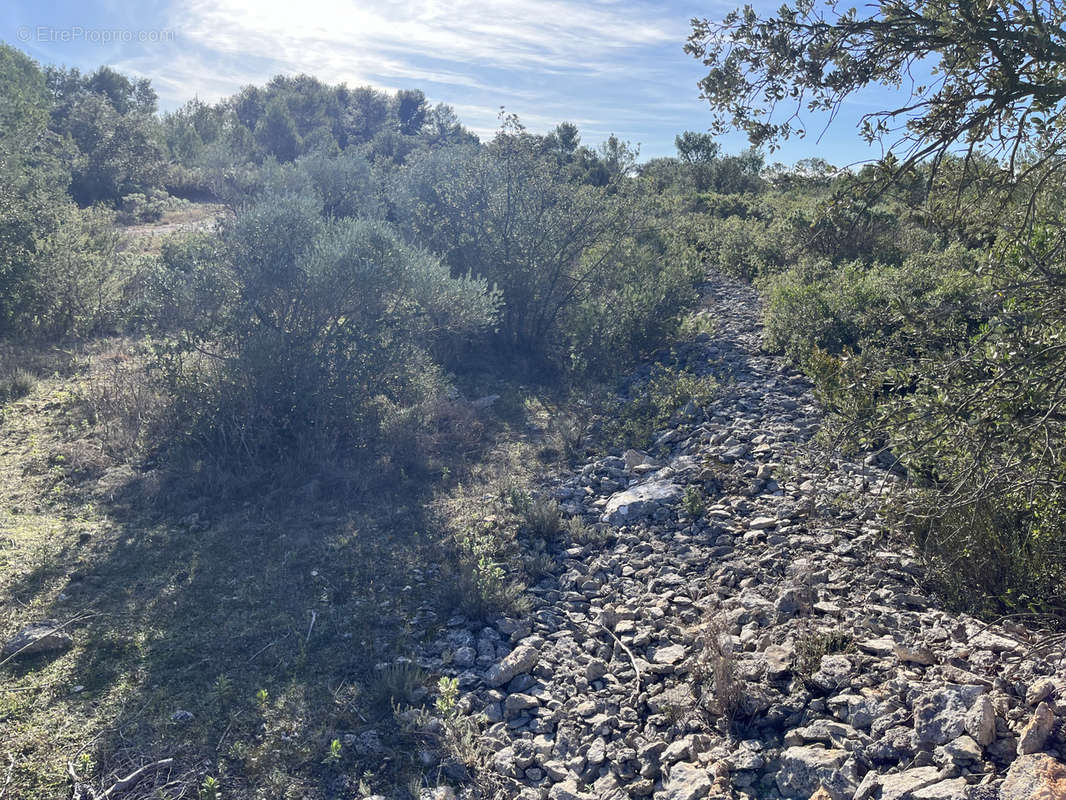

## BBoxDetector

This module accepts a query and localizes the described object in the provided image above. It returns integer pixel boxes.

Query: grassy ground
[0,337,568,800]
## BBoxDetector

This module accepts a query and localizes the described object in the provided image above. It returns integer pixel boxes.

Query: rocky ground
[414,273,1066,800]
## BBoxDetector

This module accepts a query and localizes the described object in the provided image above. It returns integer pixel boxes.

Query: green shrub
[523,497,562,540]
[31,205,135,338]
[155,192,499,476]
[768,221,1066,619]
[682,486,705,518]
[117,188,169,223]
[391,127,704,374]
[604,364,718,449]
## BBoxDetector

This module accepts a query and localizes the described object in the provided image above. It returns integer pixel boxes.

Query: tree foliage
[687,0,1066,177]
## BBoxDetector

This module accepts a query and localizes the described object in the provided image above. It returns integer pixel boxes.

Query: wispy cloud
[173,0,681,75]
[109,0,711,155]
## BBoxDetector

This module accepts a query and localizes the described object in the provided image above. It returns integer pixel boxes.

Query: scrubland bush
[391,123,704,374]
[116,188,169,223]
[31,205,140,338]
[153,192,498,476]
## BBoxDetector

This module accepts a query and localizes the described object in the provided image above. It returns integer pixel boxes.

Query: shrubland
[4,2,1066,792]
[0,42,719,799]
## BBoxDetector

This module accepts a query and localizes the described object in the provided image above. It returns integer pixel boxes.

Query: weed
[522,549,557,579]
[199,775,221,800]
[212,674,234,706]
[434,676,460,719]
[564,516,610,547]
[75,752,95,778]
[523,497,562,540]
[505,483,532,515]
[682,486,706,518]
[0,368,36,403]
[693,616,741,726]
[795,627,854,678]
[678,310,717,339]
[551,412,585,460]
[368,660,425,715]
[321,738,343,766]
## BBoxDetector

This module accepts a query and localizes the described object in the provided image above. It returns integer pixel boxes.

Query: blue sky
[3,0,901,164]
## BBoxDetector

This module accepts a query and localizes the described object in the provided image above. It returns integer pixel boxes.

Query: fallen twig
[68,758,174,800]
[600,624,642,697]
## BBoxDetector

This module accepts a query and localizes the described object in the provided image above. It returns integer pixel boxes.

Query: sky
[2,0,902,165]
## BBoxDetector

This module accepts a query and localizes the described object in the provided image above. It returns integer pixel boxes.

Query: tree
[64,93,167,204]
[388,118,701,372]
[675,131,719,164]
[0,45,71,331]
[395,89,428,135]
[254,99,301,162]
[686,0,1066,178]
[343,86,391,145]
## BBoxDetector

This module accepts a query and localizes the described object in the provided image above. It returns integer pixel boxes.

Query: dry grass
[692,615,742,727]
[116,203,226,256]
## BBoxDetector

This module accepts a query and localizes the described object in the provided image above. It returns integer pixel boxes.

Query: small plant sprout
[76,752,94,777]
[435,675,460,719]
[254,688,269,707]
[322,738,343,765]
[199,775,221,800]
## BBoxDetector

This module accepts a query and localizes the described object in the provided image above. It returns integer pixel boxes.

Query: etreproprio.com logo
[17,25,176,44]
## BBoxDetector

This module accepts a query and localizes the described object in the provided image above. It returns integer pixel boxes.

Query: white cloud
[111,0,718,156]
[172,0,681,77]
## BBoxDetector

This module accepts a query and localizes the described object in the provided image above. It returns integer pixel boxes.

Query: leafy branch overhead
[687,0,1066,173]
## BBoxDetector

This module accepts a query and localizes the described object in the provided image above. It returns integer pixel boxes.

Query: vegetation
[3,0,1066,793]
[689,0,1066,618]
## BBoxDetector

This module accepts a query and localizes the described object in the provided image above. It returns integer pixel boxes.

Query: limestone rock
[1017,701,1056,755]
[877,767,942,800]
[965,694,996,747]
[659,762,712,800]
[2,620,73,658]
[602,480,683,525]
[775,746,850,799]
[485,643,540,688]
[1000,753,1066,800]
[912,685,987,746]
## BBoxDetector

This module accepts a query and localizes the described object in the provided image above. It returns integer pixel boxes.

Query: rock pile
[416,274,1066,800]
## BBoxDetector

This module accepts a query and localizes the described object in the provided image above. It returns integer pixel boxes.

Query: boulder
[660,762,713,800]
[775,746,851,799]
[602,480,682,525]
[2,620,73,658]
[999,753,1066,800]
[912,685,987,746]
[485,643,540,688]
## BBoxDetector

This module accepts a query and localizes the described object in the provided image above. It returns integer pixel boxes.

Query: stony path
[417,274,1066,800]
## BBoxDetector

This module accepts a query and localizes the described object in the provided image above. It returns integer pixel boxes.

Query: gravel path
[415,273,1066,800]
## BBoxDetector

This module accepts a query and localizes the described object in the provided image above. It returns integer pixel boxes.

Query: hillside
[5,6,1066,797]
[2,266,1064,800]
